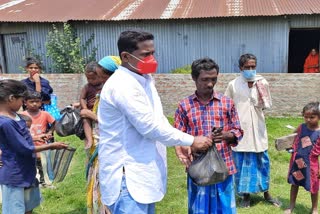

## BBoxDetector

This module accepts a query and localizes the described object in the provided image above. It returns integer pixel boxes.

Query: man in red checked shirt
[174,57,243,214]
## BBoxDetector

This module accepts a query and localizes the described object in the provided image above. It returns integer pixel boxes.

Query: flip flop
[265,197,282,207]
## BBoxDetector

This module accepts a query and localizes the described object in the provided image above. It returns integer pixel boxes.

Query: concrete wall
[155,73,320,117]
[2,73,320,117]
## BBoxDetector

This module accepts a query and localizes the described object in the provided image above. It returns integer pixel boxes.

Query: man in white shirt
[98,30,212,214]
[225,53,280,208]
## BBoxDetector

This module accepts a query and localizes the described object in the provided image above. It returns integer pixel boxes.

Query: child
[80,62,103,149]
[19,114,50,145]
[285,102,320,214]
[20,92,56,187]
[21,57,53,108]
[0,79,67,214]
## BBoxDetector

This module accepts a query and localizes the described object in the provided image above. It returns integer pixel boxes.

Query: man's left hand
[213,131,235,143]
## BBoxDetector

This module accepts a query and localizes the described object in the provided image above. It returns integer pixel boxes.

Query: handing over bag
[187,144,229,186]
[55,106,81,137]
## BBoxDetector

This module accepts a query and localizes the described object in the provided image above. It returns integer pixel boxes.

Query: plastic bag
[187,144,229,186]
[55,106,81,137]
[74,119,85,140]
[40,146,76,183]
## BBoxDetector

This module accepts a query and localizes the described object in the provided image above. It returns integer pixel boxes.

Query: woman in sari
[81,56,121,214]
[304,49,319,73]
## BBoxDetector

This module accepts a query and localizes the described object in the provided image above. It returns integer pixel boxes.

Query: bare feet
[311,209,318,214]
[84,138,93,150]
[240,193,250,208]
[264,191,282,207]
[284,208,293,214]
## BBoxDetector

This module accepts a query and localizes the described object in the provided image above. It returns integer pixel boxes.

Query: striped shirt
[174,91,243,175]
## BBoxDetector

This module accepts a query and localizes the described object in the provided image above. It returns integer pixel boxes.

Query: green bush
[170,65,191,74]
[46,23,97,73]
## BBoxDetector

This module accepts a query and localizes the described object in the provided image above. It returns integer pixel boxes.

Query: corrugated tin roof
[0,0,320,22]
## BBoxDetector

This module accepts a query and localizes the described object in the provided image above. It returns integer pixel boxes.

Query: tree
[46,23,97,73]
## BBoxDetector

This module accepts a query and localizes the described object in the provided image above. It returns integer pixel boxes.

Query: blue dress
[288,124,320,193]
[0,115,36,187]
[21,77,53,102]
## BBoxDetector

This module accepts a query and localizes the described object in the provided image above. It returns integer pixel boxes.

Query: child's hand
[33,134,47,142]
[32,72,41,82]
[50,142,68,150]
[45,133,53,139]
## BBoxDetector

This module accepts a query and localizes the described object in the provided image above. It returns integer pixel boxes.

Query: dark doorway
[288,28,320,73]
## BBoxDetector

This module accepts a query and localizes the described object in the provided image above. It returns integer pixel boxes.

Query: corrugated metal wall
[0,22,57,73]
[3,33,27,73]
[1,15,320,73]
[75,17,290,73]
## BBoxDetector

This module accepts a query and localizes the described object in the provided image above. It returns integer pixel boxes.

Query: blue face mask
[242,70,256,80]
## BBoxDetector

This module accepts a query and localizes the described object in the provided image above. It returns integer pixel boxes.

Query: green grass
[33,135,87,214]
[29,117,317,214]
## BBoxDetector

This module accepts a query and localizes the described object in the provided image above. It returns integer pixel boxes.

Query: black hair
[302,101,320,117]
[25,57,42,70]
[85,61,98,74]
[18,114,32,123]
[117,30,154,59]
[0,79,28,102]
[97,64,114,76]
[238,53,257,67]
[191,57,219,80]
[25,91,42,101]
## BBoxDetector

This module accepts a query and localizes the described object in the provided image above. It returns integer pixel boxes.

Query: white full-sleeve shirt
[98,66,194,206]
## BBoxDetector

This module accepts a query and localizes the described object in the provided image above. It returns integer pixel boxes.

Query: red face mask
[128,54,158,74]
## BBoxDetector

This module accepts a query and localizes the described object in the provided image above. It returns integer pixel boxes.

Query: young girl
[285,102,320,214]
[21,57,53,106]
[0,79,67,214]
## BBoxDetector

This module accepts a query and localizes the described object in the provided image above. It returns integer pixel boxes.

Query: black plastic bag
[55,106,81,137]
[187,144,229,186]
[74,119,85,140]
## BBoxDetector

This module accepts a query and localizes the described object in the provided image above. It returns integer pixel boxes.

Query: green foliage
[25,117,314,214]
[171,65,191,74]
[46,23,97,73]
